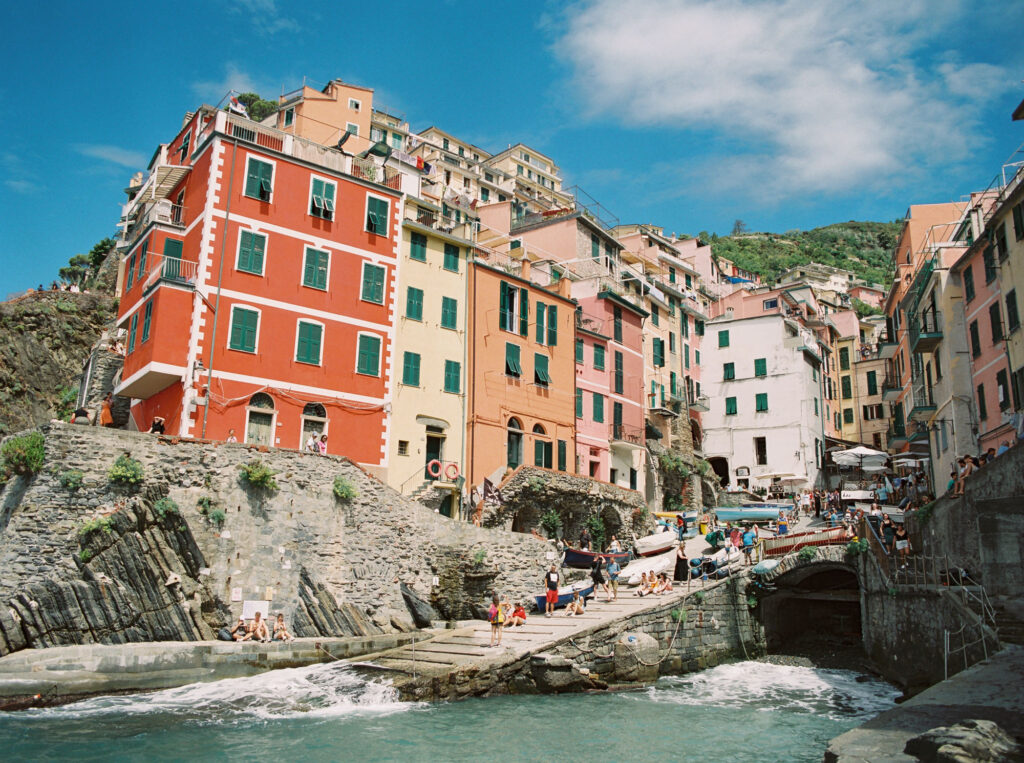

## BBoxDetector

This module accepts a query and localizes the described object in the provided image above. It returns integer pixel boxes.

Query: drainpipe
[201,137,238,439]
[467,260,477,519]
[460,243,471,520]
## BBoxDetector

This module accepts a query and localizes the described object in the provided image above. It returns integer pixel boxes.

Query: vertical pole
[943,630,948,680]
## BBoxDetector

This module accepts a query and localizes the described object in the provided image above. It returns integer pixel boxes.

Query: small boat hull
[534,582,595,612]
[562,547,631,569]
[760,526,848,557]
[634,531,678,557]
[715,506,783,522]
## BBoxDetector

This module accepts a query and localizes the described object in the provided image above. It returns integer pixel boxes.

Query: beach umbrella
[755,471,796,481]
[777,475,810,485]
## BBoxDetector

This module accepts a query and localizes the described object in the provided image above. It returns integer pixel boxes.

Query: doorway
[425,425,445,480]
[245,392,275,445]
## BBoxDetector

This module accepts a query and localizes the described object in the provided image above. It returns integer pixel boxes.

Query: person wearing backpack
[487,593,505,647]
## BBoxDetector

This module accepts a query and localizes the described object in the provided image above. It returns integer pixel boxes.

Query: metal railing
[140,254,199,292]
[909,309,943,349]
[351,156,402,190]
[612,423,643,444]
[404,205,477,241]
[124,200,186,245]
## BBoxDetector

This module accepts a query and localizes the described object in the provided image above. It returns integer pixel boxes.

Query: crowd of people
[304,432,329,455]
[221,611,294,643]
[948,443,1013,496]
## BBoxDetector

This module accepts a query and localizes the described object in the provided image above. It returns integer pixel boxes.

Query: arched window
[245,392,275,445]
[249,392,274,409]
[303,402,326,418]
[532,424,546,435]
[507,417,523,470]
[301,402,328,449]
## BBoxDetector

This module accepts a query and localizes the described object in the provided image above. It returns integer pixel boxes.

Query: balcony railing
[404,205,477,241]
[612,423,643,445]
[140,254,199,292]
[886,420,907,448]
[909,309,943,352]
[123,200,186,247]
[351,156,403,190]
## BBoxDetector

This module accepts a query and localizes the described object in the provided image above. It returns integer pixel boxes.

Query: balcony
[909,309,943,353]
[881,370,902,402]
[886,420,907,449]
[877,328,898,360]
[403,204,477,243]
[140,254,199,294]
[908,380,936,422]
[123,200,186,248]
[611,423,644,450]
[688,394,710,412]
[648,394,679,419]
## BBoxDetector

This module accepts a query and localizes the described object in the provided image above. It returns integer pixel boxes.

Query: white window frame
[348,98,361,112]
[227,303,262,354]
[299,413,327,447]
[354,331,382,377]
[235,228,267,276]
[359,260,387,305]
[302,246,332,291]
[244,154,276,203]
[294,318,325,366]
[307,174,337,220]
[346,122,359,136]
[370,126,385,143]
[364,192,392,238]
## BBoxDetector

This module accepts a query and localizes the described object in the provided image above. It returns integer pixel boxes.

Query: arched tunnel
[755,562,861,652]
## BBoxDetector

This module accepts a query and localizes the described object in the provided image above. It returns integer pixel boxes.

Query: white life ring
[427,459,442,478]
[444,462,460,481]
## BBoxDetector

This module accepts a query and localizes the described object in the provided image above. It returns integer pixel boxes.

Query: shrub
[2,432,46,475]
[695,459,712,477]
[540,509,561,538]
[197,496,216,515]
[472,548,487,565]
[585,514,606,551]
[239,460,278,490]
[208,508,226,529]
[56,387,78,421]
[746,595,758,609]
[153,497,180,520]
[108,454,144,485]
[845,538,869,556]
[525,475,545,491]
[79,516,115,539]
[797,546,818,562]
[59,469,84,491]
[915,501,936,525]
[660,451,690,478]
[694,590,706,604]
[332,475,358,502]
[79,549,93,563]
[670,608,688,623]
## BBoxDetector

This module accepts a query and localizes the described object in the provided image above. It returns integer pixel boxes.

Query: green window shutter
[576,389,583,418]
[229,307,258,352]
[519,288,529,337]
[754,358,766,377]
[841,376,852,399]
[126,255,136,288]
[843,408,854,424]
[245,159,272,200]
[406,286,423,320]
[651,304,659,326]
[444,360,460,393]
[814,398,819,415]
[684,345,690,369]
[441,296,458,329]
[323,182,335,215]
[695,320,705,336]
[505,343,522,377]
[164,238,183,260]
[866,371,878,396]
[547,305,557,346]
[724,362,735,381]
[141,301,153,342]
[311,178,325,215]
[756,393,768,412]
[402,352,421,386]
[695,350,700,366]
[593,393,604,423]
[356,334,381,376]
[670,371,677,396]
[839,347,850,370]
[669,333,676,353]
[575,339,584,364]
[179,130,190,159]
[361,263,385,302]
[304,249,329,290]
[136,242,148,281]
[534,354,550,385]
[443,243,460,272]
[367,197,389,234]
[682,316,689,338]
[296,322,322,364]
[499,282,509,331]
[725,396,737,415]
[594,344,605,370]
[653,338,664,367]
[614,307,622,342]
[536,301,546,343]
[410,232,427,262]
[719,330,730,347]
[128,313,138,352]
[614,401,623,428]
[238,231,265,274]
[591,234,599,259]
[534,439,545,467]
[557,440,567,472]
[614,352,623,394]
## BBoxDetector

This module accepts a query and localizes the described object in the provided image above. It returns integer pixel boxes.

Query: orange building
[465,258,576,489]
[115,106,402,468]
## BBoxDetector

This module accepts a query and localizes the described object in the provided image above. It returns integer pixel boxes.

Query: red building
[115,107,402,467]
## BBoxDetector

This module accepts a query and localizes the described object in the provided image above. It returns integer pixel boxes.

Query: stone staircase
[992,602,1024,645]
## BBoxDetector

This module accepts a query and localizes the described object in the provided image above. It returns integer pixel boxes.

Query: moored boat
[533,581,595,612]
[634,530,678,557]
[714,505,784,522]
[759,526,848,557]
[621,548,677,585]
[562,547,630,569]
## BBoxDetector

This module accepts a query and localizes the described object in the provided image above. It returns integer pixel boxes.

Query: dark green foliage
[797,546,818,562]
[59,469,84,490]
[56,388,78,422]
[208,508,226,528]
[660,451,690,478]
[153,497,180,520]
[79,548,93,563]
[2,431,45,475]
[108,454,144,484]
[846,538,870,556]
[851,298,883,317]
[332,475,357,501]
[239,459,278,490]
[79,516,115,539]
[540,509,561,538]
[197,496,216,515]
[236,92,278,122]
[585,514,606,552]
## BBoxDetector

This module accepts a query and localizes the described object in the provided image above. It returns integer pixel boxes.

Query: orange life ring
[444,462,460,481]
[427,459,442,478]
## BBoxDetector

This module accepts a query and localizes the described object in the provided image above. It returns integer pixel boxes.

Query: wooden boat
[620,548,677,586]
[760,526,848,557]
[562,547,630,569]
[533,581,594,612]
[714,505,784,522]
[634,530,678,557]
[653,510,698,523]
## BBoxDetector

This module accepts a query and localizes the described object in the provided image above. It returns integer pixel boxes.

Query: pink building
[849,284,885,309]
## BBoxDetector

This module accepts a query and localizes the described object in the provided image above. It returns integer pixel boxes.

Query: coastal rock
[400,582,438,628]
[531,652,595,693]
[904,719,1022,762]
[613,631,660,683]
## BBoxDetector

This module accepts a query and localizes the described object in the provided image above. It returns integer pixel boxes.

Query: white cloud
[4,179,39,194]
[226,0,299,35]
[558,0,1016,198]
[191,62,259,101]
[75,144,147,169]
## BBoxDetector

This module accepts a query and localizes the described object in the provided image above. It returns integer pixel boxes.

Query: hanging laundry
[416,156,424,170]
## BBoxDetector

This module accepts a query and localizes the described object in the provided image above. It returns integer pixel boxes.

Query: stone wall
[0,423,557,653]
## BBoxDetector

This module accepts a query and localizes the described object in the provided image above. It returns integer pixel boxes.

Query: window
[557,440,567,472]
[681,316,689,338]
[575,339,584,364]
[310,178,336,219]
[128,314,139,353]
[361,263,385,303]
[613,306,623,342]
[296,321,323,365]
[229,306,259,352]
[977,383,987,420]
[244,157,273,201]
[763,298,778,310]
[533,425,553,469]
[755,393,768,412]
[718,330,730,347]
[866,370,878,396]
[725,396,737,415]
[754,437,767,465]
[576,388,583,418]
[990,303,1004,343]
[366,196,389,235]
[651,304,659,326]
[535,354,551,386]
[136,242,148,282]
[963,264,975,302]
[126,254,136,289]
[283,108,294,127]
[695,320,705,336]
[390,132,403,149]
[444,360,461,394]
[303,248,329,290]
[614,351,623,394]
[141,300,153,343]
[669,333,676,353]
[356,334,381,376]
[723,362,735,381]
[839,346,850,370]
[754,358,766,377]
[593,393,604,423]
[499,282,529,336]
[237,230,266,275]
[443,243,460,272]
[402,352,421,386]
[505,343,522,377]
[983,244,997,281]
[684,344,690,369]
[843,408,854,424]
[406,286,423,321]
[591,233,600,260]
[1006,289,1019,332]
[814,397,819,416]
[670,372,677,397]
[397,440,409,456]
[536,301,547,343]
[348,98,360,111]
[594,344,605,370]
[441,296,458,329]
[410,232,427,262]
[669,267,676,283]
[179,128,191,161]
[997,369,1010,411]
[935,352,943,381]
[652,337,665,367]
[546,305,557,346]
[346,122,359,135]
[841,375,852,399]
[969,320,981,358]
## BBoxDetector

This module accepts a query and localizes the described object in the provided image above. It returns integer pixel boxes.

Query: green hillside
[704,221,900,287]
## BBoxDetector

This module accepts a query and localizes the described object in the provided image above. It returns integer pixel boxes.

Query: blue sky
[3,0,1023,295]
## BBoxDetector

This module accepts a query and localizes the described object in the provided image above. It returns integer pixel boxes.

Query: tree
[88,238,116,270]
[236,92,278,122]
[731,219,748,236]
[59,255,92,287]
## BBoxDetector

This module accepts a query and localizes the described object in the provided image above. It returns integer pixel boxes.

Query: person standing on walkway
[742,525,757,565]
[673,542,689,582]
[675,512,686,541]
[606,556,621,600]
[99,392,114,428]
[544,565,559,617]
[487,593,504,647]
[591,555,610,601]
[892,524,911,569]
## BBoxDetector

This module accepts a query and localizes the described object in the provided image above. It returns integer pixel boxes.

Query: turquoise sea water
[0,661,898,762]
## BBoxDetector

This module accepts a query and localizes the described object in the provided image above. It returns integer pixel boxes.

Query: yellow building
[273,80,375,153]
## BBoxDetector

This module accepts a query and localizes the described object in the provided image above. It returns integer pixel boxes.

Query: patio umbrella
[755,472,796,481]
[777,475,810,486]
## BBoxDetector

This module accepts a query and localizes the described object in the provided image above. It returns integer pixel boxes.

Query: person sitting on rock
[506,602,527,627]
[273,613,294,642]
[653,573,673,595]
[565,590,585,616]
[230,617,247,641]
[244,611,269,642]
